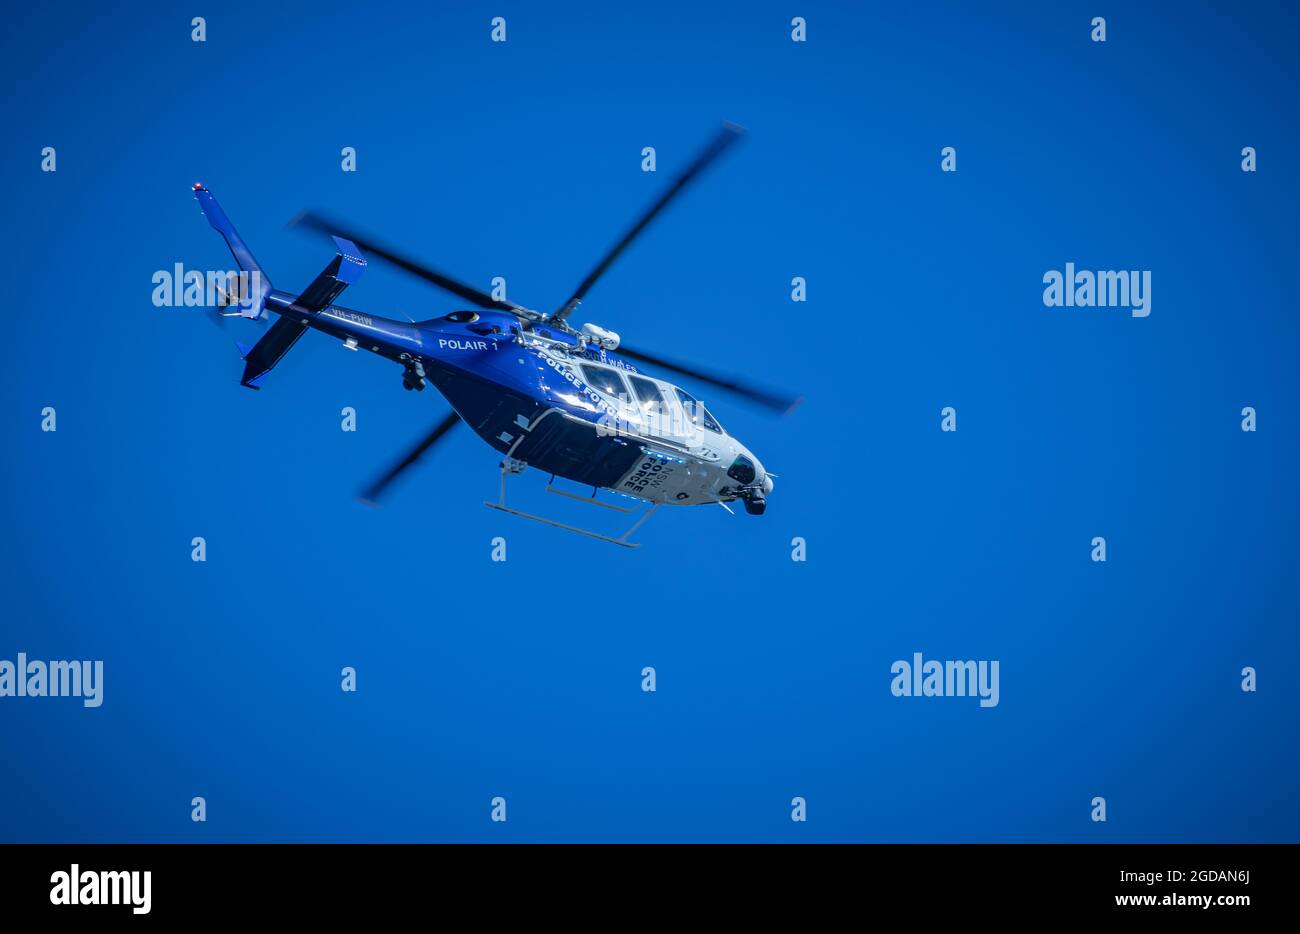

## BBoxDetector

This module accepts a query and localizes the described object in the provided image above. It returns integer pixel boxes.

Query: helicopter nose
[761,474,774,495]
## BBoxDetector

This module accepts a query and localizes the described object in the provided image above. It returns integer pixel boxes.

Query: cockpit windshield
[674,387,723,434]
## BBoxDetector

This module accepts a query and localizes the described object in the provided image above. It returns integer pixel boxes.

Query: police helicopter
[193,123,799,547]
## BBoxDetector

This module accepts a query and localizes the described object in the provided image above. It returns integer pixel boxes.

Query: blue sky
[1,1,1297,841]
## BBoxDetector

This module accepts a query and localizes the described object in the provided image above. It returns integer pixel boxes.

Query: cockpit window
[674,388,723,434]
[446,310,479,323]
[727,456,756,485]
[628,375,668,410]
[629,376,673,435]
[580,364,629,401]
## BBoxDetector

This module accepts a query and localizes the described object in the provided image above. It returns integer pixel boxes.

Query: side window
[629,375,672,435]
[629,375,668,411]
[674,388,723,433]
[580,364,629,401]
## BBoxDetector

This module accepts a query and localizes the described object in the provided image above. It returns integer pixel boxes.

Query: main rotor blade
[617,345,801,415]
[359,411,462,505]
[290,211,526,314]
[551,122,745,324]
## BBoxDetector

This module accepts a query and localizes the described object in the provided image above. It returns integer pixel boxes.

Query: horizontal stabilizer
[290,237,366,316]
[233,238,366,389]
[239,317,309,390]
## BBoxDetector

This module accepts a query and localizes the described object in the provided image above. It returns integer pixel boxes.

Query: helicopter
[192,123,799,547]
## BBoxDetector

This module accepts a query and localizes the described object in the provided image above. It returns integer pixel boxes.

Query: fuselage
[263,291,772,507]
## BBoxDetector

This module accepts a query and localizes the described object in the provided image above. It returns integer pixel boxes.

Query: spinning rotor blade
[360,411,462,505]
[550,122,745,324]
[616,345,802,415]
[290,211,529,315]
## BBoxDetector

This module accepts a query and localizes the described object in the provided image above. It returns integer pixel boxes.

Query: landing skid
[484,462,658,548]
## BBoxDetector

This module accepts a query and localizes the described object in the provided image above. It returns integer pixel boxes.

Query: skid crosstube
[484,462,658,547]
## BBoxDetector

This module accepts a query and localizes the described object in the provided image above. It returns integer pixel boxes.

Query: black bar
[0,843,1287,921]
